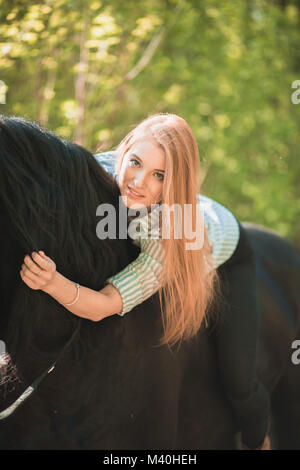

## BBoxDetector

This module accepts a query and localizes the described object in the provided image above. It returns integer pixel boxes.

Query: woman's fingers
[23,254,42,274]
[38,251,56,267]
[39,251,49,259]
[20,264,40,282]
[20,252,57,291]
[20,266,40,290]
[23,252,55,273]
[32,252,54,271]
[21,274,40,290]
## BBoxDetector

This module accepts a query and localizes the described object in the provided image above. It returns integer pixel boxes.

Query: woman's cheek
[156,180,163,194]
[151,183,163,203]
[118,162,131,185]
[123,167,135,183]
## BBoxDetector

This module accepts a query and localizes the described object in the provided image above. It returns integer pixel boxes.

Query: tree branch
[125,0,184,82]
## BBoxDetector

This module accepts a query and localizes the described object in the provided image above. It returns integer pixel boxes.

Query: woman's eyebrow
[131,153,165,173]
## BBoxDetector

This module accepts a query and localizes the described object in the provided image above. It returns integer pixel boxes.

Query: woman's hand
[20,251,57,292]
[20,251,122,321]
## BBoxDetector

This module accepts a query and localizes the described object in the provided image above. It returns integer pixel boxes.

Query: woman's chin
[128,201,148,211]
[120,194,146,210]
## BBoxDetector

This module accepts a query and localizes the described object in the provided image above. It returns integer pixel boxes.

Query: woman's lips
[127,185,144,198]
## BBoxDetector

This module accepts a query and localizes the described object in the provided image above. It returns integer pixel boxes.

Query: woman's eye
[155,172,164,181]
[129,158,140,167]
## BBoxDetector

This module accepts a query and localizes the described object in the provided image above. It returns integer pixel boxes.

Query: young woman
[20,113,271,450]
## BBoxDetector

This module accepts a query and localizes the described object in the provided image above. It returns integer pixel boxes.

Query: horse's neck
[0,214,65,368]
[0,214,23,336]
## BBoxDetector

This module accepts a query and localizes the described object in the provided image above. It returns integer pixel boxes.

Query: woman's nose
[133,170,146,187]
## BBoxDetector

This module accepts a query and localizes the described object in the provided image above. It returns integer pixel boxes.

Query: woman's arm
[21,235,165,320]
[20,206,164,320]
[106,237,164,316]
[20,251,123,321]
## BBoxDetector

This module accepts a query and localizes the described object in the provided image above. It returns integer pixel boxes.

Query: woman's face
[118,138,165,209]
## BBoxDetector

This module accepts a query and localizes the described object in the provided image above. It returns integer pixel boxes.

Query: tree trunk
[74,10,90,146]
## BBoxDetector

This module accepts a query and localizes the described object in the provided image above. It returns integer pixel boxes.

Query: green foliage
[1,0,299,245]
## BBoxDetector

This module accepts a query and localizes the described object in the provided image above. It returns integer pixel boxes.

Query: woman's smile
[127,185,145,199]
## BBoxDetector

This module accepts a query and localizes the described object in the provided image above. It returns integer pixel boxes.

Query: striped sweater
[94,152,240,316]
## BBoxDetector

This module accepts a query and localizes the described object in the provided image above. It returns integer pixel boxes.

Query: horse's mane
[0,115,126,286]
[0,115,132,380]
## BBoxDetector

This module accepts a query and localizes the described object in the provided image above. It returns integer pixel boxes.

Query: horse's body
[0,117,299,449]
[244,222,300,449]
[0,210,236,449]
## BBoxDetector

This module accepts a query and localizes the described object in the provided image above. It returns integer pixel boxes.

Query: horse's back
[242,221,300,332]
[242,222,300,415]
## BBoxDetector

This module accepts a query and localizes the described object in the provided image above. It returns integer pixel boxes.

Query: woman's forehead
[128,138,165,168]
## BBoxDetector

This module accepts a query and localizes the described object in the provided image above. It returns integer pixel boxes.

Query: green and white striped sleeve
[105,195,240,316]
[106,237,164,316]
[198,194,240,269]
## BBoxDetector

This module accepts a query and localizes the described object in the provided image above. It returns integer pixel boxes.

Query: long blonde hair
[116,114,223,350]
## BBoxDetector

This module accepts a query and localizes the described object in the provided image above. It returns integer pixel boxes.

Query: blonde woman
[20,113,271,450]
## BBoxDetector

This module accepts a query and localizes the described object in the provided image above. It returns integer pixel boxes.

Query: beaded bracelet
[64,283,80,306]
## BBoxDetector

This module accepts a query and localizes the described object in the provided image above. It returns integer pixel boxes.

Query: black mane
[0,115,133,378]
[0,115,127,285]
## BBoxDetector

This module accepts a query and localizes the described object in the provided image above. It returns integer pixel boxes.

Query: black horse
[0,116,299,450]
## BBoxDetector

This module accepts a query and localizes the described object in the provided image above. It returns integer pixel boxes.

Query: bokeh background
[1,0,299,245]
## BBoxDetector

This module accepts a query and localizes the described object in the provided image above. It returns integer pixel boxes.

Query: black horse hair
[0,115,132,378]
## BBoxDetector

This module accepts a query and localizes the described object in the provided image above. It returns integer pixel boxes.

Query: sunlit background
[1,0,299,245]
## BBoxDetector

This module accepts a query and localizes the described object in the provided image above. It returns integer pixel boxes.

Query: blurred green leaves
[0,0,299,245]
